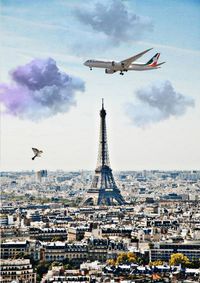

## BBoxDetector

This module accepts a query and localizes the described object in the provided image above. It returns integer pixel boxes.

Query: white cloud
[126,80,195,127]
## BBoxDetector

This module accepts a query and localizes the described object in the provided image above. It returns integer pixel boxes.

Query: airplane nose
[83,61,87,66]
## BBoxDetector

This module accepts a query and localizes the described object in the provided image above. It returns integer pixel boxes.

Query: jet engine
[105,69,115,74]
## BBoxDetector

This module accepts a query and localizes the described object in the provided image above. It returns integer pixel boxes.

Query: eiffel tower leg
[113,193,125,205]
[97,192,103,205]
[106,198,111,206]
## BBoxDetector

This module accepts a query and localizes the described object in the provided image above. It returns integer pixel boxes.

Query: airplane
[84,48,165,75]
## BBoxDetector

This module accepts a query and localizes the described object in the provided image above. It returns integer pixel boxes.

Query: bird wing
[38,151,43,157]
[32,148,39,154]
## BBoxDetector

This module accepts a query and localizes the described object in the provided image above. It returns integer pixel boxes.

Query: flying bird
[32,148,43,160]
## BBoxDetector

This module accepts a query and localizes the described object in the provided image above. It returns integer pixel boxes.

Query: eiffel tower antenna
[83,100,125,206]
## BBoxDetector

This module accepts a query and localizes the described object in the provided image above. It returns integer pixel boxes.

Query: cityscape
[1,0,200,282]
[1,167,200,282]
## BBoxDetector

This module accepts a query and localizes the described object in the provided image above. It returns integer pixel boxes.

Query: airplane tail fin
[146,53,160,67]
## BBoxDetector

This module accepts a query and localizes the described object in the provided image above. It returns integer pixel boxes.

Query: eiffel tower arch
[83,100,125,206]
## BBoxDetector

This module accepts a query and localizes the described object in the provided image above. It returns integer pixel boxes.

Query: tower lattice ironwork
[83,100,125,206]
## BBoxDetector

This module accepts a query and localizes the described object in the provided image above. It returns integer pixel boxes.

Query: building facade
[150,241,200,262]
[0,259,36,283]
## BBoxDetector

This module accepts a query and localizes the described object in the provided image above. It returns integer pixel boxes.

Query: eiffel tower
[83,100,125,206]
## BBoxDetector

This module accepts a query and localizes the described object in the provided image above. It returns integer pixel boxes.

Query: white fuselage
[84,59,158,72]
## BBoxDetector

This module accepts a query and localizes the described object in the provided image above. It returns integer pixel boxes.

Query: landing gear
[90,67,92,70]
[120,71,124,75]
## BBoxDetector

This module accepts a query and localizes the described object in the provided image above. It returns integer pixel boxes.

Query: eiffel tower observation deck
[83,100,125,206]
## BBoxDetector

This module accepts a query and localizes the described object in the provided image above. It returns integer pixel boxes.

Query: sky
[0,0,200,171]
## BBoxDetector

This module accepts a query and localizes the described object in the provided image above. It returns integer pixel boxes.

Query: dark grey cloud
[74,0,153,45]
[0,58,85,121]
[126,81,195,127]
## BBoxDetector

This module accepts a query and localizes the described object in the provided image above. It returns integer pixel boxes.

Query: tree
[116,252,137,265]
[169,253,190,267]
[127,252,137,263]
[36,261,51,279]
[14,252,25,259]
[107,259,116,266]
[51,261,62,268]
[149,260,163,267]
[51,236,63,242]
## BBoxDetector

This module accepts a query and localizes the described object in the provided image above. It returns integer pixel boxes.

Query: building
[101,227,133,238]
[0,214,14,226]
[68,227,89,242]
[29,227,67,241]
[43,242,88,263]
[150,241,200,262]
[0,259,36,283]
[42,238,127,263]
[36,169,47,182]
[41,266,95,283]
[0,241,30,259]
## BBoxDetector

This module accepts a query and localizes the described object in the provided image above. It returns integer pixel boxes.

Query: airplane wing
[121,48,153,68]
[32,148,39,154]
